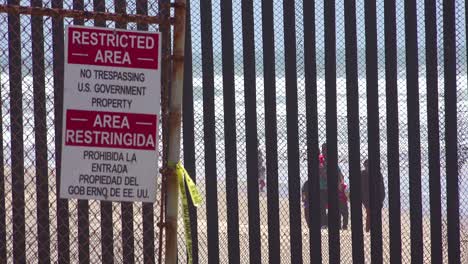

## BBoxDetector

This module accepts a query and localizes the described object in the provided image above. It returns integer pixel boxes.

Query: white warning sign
[60,25,161,202]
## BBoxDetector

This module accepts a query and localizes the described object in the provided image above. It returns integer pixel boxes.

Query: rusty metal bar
[0,4,171,24]
[52,0,70,262]
[159,1,171,174]
[164,0,186,263]
[91,0,114,263]
[31,0,51,262]
[135,1,156,263]
[93,0,105,26]
[112,1,136,263]
[114,0,126,28]
[8,0,26,262]
[183,1,199,262]
[158,0,172,261]
[72,0,90,263]
[136,0,149,31]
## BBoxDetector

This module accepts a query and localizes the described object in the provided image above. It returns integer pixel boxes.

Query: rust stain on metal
[157,164,173,264]
[168,111,182,136]
[171,54,184,62]
[171,2,186,9]
[163,169,179,259]
[164,0,186,263]
[0,4,170,24]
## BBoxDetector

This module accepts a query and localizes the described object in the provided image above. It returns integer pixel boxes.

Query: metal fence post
[165,0,186,263]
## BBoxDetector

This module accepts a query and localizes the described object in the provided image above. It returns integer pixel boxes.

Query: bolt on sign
[60,25,161,202]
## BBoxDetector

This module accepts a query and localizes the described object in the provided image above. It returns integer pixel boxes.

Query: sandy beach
[189,183,468,263]
[1,170,467,263]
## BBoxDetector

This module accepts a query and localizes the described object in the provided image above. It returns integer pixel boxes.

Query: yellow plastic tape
[175,161,202,264]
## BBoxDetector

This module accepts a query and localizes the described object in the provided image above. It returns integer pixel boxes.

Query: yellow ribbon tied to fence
[175,161,202,264]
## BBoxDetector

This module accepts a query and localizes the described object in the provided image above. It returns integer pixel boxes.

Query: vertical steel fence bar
[183,1,199,263]
[303,0,321,261]
[344,0,364,262]
[199,0,219,262]
[0,61,5,262]
[1,1,467,263]
[262,0,281,262]
[135,1,156,262]
[365,0,383,262]
[31,0,51,262]
[242,0,262,263]
[7,0,26,262]
[160,0,174,261]
[241,0,261,262]
[52,0,70,262]
[405,0,423,262]
[114,0,126,28]
[324,0,340,261]
[165,0,187,262]
[90,0,115,262]
[425,0,443,262]
[384,0,402,262]
[72,0,90,262]
[113,1,136,262]
[443,0,461,262]
[283,0,302,262]
[220,0,240,263]
[93,0,105,26]
[159,0,170,173]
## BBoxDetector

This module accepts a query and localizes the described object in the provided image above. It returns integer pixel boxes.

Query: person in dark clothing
[318,164,328,228]
[302,165,329,228]
[320,143,344,228]
[302,147,322,228]
[361,159,385,232]
[338,179,349,230]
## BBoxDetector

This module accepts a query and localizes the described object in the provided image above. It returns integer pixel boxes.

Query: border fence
[0,0,467,263]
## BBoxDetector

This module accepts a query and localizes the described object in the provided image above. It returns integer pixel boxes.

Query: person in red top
[319,153,325,165]
[338,179,349,230]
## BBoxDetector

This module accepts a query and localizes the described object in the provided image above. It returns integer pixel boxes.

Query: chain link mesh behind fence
[186,0,467,263]
[0,0,166,263]
[0,0,467,263]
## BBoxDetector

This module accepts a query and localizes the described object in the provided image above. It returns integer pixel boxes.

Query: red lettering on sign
[65,109,158,150]
[67,26,159,70]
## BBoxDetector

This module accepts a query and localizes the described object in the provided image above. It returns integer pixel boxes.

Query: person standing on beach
[320,143,344,228]
[319,156,328,228]
[338,178,349,230]
[302,147,322,228]
[360,159,385,232]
